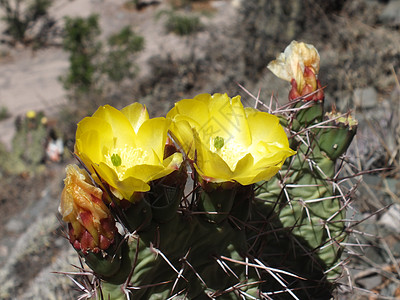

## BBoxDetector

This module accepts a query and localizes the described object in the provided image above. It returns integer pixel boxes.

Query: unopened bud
[60,164,116,254]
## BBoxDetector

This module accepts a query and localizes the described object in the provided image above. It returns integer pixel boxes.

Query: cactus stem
[150,243,186,280]
[182,256,208,287]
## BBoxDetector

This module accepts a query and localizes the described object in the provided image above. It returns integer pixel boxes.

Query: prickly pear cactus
[60,41,357,299]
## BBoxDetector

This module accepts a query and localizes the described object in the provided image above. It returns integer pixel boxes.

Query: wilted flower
[75,103,183,201]
[167,93,296,185]
[268,40,324,101]
[60,164,116,253]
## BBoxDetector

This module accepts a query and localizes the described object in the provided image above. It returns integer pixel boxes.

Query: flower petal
[169,119,196,157]
[92,105,136,148]
[136,117,171,160]
[267,40,320,85]
[193,131,233,182]
[75,117,114,168]
[121,102,149,133]
[96,162,150,200]
[208,94,252,148]
[245,107,292,161]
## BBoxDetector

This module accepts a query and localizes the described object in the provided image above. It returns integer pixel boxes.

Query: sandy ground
[0,48,68,149]
[0,0,131,149]
[0,0,235,149]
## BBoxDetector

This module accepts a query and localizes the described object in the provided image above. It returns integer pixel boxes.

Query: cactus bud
[268,40,324,102]
[60,164,134,283]
[148,166,187,223]
[60,164,116,254]
[197,180,238,223]
[319,111,358,160]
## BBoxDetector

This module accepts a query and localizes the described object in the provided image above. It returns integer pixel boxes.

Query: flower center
[105,145,148,179]
[213,136,224,150]
[210,137,247,170]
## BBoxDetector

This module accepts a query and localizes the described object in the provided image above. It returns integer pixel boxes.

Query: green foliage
[102,26,144,83]
[0,106,10,121]
[0,0,52,44]
[61,15,101,94]
[61,16,144,99]
[158,10,203,36]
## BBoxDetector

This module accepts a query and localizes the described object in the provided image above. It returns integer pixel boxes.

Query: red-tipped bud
[289,66,324,102]
[60,164,116,254]
[268,41,324,102]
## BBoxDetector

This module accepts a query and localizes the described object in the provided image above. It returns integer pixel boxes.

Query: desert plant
[60,15,101,94]
[60,41,357,299]
[101,26,144,84]
[0,0,53,45]
[60,16,144,104]
[0,110,48,175]
[0,106,10,121]
[157,9,202,36]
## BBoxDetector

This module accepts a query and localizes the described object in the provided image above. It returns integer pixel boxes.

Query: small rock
[0,245,8,257]
[353,87,378,109]
[356,274,382,290]
[379,0,400,26]
[378,203,400,233]
[5,218,25,234]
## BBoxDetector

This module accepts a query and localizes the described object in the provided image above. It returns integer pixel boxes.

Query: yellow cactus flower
[26,110,36,119]
[268,40,324,101]
[75,103,183,201]
[167,93,296,185]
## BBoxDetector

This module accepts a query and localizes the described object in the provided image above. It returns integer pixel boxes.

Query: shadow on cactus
[59,41,358,299]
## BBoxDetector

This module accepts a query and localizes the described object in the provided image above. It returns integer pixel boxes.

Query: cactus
[60,41,357,299]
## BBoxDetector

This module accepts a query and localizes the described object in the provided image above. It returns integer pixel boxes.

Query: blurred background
[0,0,399,299]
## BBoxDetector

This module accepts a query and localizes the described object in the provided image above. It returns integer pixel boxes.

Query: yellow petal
[163,152,183,170]
[231,153,282,185]
[245,108,291,161]
[194,132,233,182]
[75,117,114,169]
[136,117,171,160]
[92,105,136,148]
[235,166,282,185]
[231,153,254,179]
[167,96,209,133]
[121,102,149,133]
[125,164,166,182]
[208,94,252,147]
[96,162,150,200]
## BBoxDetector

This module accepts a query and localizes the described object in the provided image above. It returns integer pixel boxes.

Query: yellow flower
[26,110,36,119]
[268,40,323,101]
[75,103,183,201]
[167,93,296,185]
